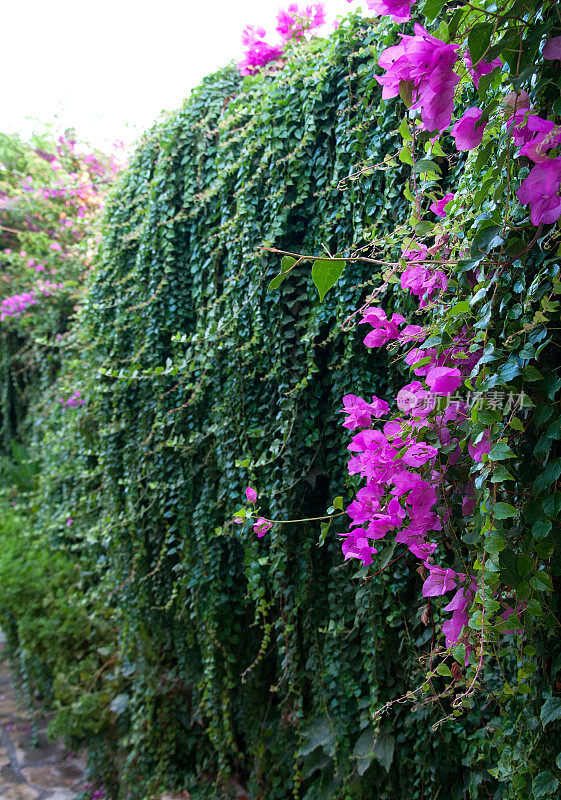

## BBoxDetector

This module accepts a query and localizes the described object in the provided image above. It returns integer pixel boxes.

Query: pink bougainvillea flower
[422,565,458,597]
[463,52,502,88]
[508,111,556,147]
[253,517,272,537]
[399,324,425,343]
[401,441,438,467]
[397,381,434,414]
[341,529,378,565]
[340,394,389,429]
[238,26,284,76]
[66,517,73,526]
[245,486,257,503]
[517,157,561,226]
[451,107,486,150]
[360,307,405,348]
[442,585,474,646]
[376,25,460,132]
[425,366,462,396]
[276,2,326,41]
[430,192,455,218]
[364,0,414,23]
[402,243,428,262]
[543,36,561,61]
[401,265,448,307]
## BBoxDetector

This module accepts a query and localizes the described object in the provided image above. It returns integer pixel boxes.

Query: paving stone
[0,765,25,785]
[21,763,84,790]
[14,739,65,768]
[0,786,40,800]
[41,790,76,800]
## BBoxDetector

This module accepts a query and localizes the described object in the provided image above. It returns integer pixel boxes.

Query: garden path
[0,641,87,800]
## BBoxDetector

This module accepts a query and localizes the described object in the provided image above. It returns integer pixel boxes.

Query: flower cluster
[238,3,326,76]
[58,390,85,408]
[0,292,37,321]
[346,0,413,24]
[375,22,561,227]
[376,24,460,132]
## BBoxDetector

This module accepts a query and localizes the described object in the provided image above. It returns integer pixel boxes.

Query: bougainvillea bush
[3,1,560,799]
[0,129,120,451]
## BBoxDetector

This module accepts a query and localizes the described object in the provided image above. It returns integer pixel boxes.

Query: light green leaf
[268,272,288,292]
[281,256,296,273]
[311,259,345,302]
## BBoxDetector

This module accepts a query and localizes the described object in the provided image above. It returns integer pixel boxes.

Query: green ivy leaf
[311,259,345,302]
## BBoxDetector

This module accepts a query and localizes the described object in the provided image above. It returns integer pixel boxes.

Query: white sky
[2,0,360,152]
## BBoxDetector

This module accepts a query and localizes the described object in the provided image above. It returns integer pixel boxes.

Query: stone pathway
[0,647,87,800]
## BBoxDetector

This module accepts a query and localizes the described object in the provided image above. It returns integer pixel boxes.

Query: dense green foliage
[1,6,560,800]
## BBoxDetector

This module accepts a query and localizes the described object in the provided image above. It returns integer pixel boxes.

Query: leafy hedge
[3,11,560,800]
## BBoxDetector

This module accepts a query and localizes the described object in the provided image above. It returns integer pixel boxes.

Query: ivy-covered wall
[18,14,557,800]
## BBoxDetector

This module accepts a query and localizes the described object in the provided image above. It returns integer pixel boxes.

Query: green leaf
[534,459,561,493]
[436,664,453,677]
[399,146,414,166]
[532,520,552,539]
[311,259,345,302]
[490,465,515,482]
[372,725,395,772]
[489,442,516,461]
[353,728,375,776]
[530,571,553,593]
[268,272,289,292]
[415,221,434,236]
[470,224,503,257]
[493,502,518,519]
[448,301,470,316]
[298,716,336,757]
[281,256,296,273]
[468,22,494,64]
[498,549,520,588]
[532,771,559,798]
[517,554,533,579]
[422,0,444,21]
[399,80,414,108]
[413,158,441,175]
[485,534,506,553]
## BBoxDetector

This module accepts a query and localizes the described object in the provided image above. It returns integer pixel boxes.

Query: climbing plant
[2,4,560,800]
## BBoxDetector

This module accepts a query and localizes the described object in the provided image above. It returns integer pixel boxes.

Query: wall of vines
[10,7,560,800]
